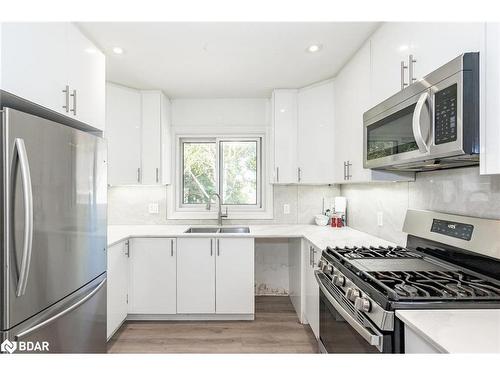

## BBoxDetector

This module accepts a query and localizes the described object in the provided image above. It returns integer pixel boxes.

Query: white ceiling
[78,22,380,98]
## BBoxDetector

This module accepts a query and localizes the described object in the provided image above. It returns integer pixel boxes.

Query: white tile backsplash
[108,184,340,225]
[341,167,500,246]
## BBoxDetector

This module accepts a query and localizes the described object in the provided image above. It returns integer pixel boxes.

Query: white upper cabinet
[106,84,172,185]
[140,90,171,185]
[370,23,412,105]
[1,23,68,115]
[273,84,336,184]
[370,22,485,106]
[334,41,414,183]
[297,81,336,184]
[106,83,142,185]
[0,23,105,130]
[141,91,162,185]
[67,24,106,130]
[272,89,298,183]
[406,23,484,82]
[334,42,372,183]
[482,23,500,175]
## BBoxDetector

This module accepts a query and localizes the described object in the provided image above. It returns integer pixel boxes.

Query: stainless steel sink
[219,227,250,233]
[184,227,220,233]
[184,226,250,234]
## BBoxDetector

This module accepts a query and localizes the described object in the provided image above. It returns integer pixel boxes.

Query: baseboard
[126,313,255,321]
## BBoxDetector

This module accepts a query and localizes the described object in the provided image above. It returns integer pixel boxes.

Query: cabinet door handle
[346,161,352,180]
[170,239,174,257]
[210,239,213,256]
[409,54,417,84]
[62,85,70,113]
[311,248,317,267]
[125,240,130,257]
[70,89,77,116]
[156,167,159,183]
[298,167,301,182]
[137,167,141,183]
[401,61,408,90]
[276,167,279,183]
[217,239,220,256]
[343,161,347,181]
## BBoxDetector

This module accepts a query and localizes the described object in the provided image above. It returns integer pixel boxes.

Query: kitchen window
[180,137,262,209]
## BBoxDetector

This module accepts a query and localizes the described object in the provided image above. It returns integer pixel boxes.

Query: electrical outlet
[148,202,159,214]
[377,211,384,227]
[283,204,290,214]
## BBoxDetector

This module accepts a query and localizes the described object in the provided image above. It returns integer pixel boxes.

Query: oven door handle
[315,271,382,348]
[412,91,431,153]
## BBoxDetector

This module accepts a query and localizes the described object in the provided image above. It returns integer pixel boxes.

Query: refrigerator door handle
[14,278,106,340]
[12,138,34,297]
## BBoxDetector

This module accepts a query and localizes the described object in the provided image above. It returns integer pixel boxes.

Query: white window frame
[167,129,273,220]
[180,136,262,209]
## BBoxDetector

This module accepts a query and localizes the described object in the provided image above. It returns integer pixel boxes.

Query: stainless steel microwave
[363,53,479,172]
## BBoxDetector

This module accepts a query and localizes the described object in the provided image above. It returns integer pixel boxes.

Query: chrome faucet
[206,193,228,226]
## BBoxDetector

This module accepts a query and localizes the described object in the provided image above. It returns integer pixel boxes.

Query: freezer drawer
[2,274,107,353]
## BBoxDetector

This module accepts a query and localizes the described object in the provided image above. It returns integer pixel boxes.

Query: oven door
[316,272,388,353]
[363,88,433,169]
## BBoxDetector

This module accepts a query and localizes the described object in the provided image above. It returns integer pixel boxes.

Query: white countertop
[107,224,396,249]
[396,309,500,353]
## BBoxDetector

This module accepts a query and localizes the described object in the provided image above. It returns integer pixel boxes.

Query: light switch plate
[377,211,383,227]
[148,202,160,214]
[283,204,290,215]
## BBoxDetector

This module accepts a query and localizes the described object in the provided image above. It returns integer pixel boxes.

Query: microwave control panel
[434,84,458,145]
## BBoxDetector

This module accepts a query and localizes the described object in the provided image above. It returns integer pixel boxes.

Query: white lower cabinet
[107,240,129,340]
[404,325,440,353]
[176,237,216,314]
[177,237,255,315]
[215,238,255,314]
[303,241,319,339]
[128,238,177,314]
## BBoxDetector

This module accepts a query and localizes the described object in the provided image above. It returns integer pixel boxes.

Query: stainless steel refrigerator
[1,108,107,353]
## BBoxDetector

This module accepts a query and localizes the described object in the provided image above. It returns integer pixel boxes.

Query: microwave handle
[412,91,431,153]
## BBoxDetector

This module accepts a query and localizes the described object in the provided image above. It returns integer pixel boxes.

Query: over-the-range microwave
[363,52,479,172]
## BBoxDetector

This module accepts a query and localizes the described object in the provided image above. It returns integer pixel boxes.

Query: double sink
[184,226,250,234]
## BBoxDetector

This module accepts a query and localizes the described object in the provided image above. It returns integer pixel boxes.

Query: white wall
[341,167,500,245]
[171,98,270,129]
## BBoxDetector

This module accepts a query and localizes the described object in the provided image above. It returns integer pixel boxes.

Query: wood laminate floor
[107,296,319,353]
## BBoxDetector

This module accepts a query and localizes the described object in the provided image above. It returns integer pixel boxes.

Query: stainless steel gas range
[315,209,500,353]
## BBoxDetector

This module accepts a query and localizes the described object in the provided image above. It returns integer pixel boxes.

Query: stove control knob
[332,274,345,287]
[317,260,324,269]
[346,288,360,302]
[325,265,334,275]
[354,297,371,313]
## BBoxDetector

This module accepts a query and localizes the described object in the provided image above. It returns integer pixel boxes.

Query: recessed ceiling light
[112,46,124,55]
[307,44,322,53]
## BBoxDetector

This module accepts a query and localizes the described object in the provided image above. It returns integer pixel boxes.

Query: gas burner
[366,270,500,300]
[395,284,420,297]
[444,283,475,297]
[328,246,419,260]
